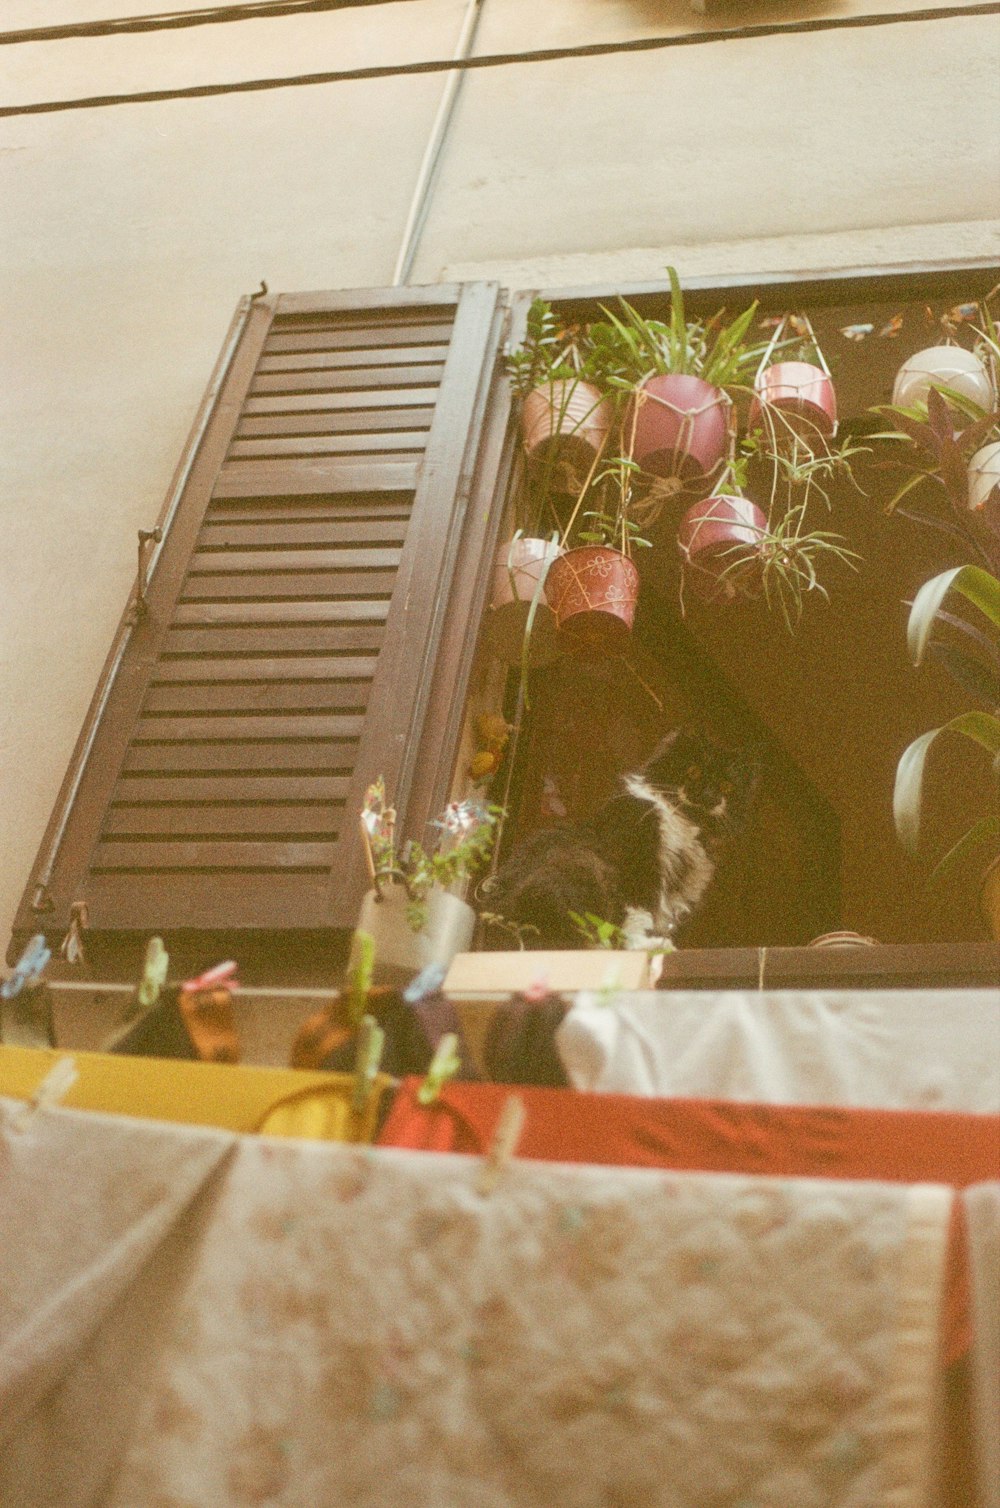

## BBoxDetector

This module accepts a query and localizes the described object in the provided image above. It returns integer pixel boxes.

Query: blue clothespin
[417,1032,460,1105]
[352,1013,385,1113]
[1,935,51,1000]
[403,961,446,1004]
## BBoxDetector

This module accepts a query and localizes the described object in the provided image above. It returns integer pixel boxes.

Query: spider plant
[505,297,596,396]
[893,565,1000,883]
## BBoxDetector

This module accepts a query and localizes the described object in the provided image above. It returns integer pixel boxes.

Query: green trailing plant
[568,911,630,949]
[893,565,1000,883]
[588,267,764,391]
[505,298,595,397]
[361,779,503,933]
[477,911,541,949]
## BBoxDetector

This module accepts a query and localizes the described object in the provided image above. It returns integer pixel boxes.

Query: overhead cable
[0,0,416,47]
[1,4,997,120]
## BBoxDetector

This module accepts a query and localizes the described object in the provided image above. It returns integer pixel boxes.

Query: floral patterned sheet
[1,1099,951,1507]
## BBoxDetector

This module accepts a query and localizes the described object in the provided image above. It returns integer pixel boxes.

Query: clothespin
[182,960,238,994]
[522,973,550,1004]
[1,935,51,1000]
[477,1094,526,1196]
[7,1056,78,1132]
[352,1013,385,1113]
[417,1032,460,1106]
[137,937,169,1011]
[403,961,446,1004]
[346,931,375,1027]
[58,902,89,966]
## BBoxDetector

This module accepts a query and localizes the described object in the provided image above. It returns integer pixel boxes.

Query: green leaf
[907,566,1000,665]
[928,813,1000,882]
[894,713,1000,854]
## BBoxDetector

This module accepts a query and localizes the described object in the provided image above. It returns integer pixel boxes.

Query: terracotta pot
[520,379,613,484]
[677,495,767,603]
[750,361,837,443]
[624,374,731,483]
[808,931,879,949]
[348,884,476,987]
[486,536,562,665]
[981,856,1000,941]
[544,546,640,656]
[968,440,1000,513]
[892,346,995,412]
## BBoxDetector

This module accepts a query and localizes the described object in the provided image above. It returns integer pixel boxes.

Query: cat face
[642,729,759,830]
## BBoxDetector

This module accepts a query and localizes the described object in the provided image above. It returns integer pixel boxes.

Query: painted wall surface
[1,0,998,948]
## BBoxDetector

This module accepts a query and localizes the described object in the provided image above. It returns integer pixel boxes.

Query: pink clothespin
[183,960,238,994]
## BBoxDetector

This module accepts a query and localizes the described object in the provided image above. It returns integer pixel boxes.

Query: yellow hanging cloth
[0,1044,391,1144]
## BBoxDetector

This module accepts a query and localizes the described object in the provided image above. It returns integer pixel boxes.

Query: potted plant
[588,268,763,516]
[350,779,501,984]
[892,565,1000,938]
[543,453,650,654]
[505,297,613,491]
[677,492,769,603]
[749,313,837,450]
[891,343,995,413]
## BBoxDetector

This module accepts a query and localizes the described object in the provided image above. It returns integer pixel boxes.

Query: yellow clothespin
[137,936,169,1011]
[7,1056,79,1132]
[477,1094,526,1196]
[417,1033,460,1106]
[352,1013,385,1113]
[346,931,375,1027]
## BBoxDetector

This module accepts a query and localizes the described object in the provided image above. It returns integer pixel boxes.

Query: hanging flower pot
[677,494,767,603]
[521,379,613,486]
[486,535,562,665]
[544,545,640,656]
[892,346,995,412]
[968,439,1000,513]
[349,883,476,987]
[751,361,837,444]
[624,374,731,487]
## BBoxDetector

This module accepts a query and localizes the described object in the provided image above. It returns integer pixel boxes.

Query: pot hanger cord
[2,4,998,117]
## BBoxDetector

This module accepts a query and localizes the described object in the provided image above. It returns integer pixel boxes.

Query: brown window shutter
[10,282,508,952]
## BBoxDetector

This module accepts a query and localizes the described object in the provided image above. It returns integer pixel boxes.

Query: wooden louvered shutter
[11,283,506,947]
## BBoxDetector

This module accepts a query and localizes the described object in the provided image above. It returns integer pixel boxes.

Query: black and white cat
[484,728,758,949]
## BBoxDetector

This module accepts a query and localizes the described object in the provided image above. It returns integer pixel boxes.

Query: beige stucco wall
[1,0,998,951]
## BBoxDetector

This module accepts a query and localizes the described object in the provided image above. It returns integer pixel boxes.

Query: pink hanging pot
[520,379,613,487]
[486,535,563,665]
[750,314,837,448]
[624,374,731,489]
[677,494,767,603]
[544,546,640,656]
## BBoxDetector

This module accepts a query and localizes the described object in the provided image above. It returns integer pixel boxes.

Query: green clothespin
[137,937,169,1010]
[417,1032,460,1106]
[346,930,375,1027]
[352,1013,385,1113]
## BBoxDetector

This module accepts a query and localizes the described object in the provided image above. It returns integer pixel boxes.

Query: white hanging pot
[892,346,995,412]
[967,440,1000,513]
[347,883,475,987]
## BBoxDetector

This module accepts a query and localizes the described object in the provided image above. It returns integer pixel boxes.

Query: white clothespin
[477,1094,526,1196]
[182,960,238,994]
[7,1056,79,1133]
[137,936,169,1010]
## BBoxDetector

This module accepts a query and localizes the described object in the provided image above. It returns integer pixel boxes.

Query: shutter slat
[264,320,453,351]
[151,655,378,684]
[258,344,449,370]
[214,460,419,496]
[134,713,365,742]
[236,409,434,437]
[250,365,445,394]
[91,840,336,872]
[144,682,370,715]
[227,433,428,459]
[172,600,390,625]
[164,625,385,655]
[116,772,352,798]
[197,520,407,548]
[103,805,341,837]
[242,388,438,413]
[188,548,401,573]
[180,571,398,601]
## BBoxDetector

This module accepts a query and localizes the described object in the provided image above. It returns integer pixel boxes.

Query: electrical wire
[0,0,419,47]
[1,4,997,119]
